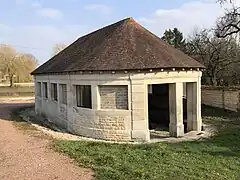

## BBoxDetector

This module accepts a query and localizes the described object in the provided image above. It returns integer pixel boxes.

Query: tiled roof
[31,17,204,75]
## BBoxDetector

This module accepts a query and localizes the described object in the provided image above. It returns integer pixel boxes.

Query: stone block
[169,123,184,137]
[131,84,145,93]
[132,120,148,130]
[131,130,150,141]
[132,110,145,121]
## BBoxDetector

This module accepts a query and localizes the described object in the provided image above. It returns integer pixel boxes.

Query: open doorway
[148,83,188,138]
[183,82,187,132]
[148,84,169,131]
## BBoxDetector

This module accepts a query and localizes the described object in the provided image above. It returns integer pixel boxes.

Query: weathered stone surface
[99,85,128,110]
[34,71,203,142]
[169,82,184,137]
[202,87,240,112]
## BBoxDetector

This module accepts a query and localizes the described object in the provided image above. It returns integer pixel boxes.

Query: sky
[0,0,239,64]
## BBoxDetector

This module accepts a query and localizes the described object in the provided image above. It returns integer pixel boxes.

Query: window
[60,84,67,105]
[76,85,92,108]
[51,83,58,101]
[37,82,41,97]
[43,82,48,98]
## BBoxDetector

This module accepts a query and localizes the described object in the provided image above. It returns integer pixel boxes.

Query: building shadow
[168,105,240,158]
[0,102,34,122]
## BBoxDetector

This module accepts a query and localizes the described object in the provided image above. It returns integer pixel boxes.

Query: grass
[53,105,240,180]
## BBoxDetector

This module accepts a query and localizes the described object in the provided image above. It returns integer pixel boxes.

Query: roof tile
[31,17,204,75]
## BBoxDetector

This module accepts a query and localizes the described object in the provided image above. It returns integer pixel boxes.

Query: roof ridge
[31,17,205,75]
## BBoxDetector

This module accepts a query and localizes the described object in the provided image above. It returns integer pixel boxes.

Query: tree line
[0,45,38,87]
[161,27,240,86]
[53,1,240,86]
[161,0,240,86]
[0,43,66,87]
[1,0,239,87]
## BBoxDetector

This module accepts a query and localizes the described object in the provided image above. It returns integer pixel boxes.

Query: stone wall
[71,108,131,141]
[35,75,132,141]
[99,85,128,110]
[201,86,240,112]
[34,70,202,142]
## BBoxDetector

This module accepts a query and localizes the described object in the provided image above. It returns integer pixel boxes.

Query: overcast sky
[0,0,239,64]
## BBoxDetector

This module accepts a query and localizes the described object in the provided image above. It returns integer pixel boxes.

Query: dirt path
[0,98,93,180]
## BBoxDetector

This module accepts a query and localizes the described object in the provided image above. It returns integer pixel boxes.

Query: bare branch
[216,7,240,38]
[187,29,240,86]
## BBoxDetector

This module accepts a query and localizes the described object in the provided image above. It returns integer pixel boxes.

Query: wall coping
[202,85,240,91]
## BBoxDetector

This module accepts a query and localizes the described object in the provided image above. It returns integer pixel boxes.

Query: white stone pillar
[38,81,43,114]
[169,82,184,137]
[57,83,60,107]
[34,77,39,114]
[91,84,100,110]
[66,75,74,132]
[187,79,202,132]
[131,80,150,141]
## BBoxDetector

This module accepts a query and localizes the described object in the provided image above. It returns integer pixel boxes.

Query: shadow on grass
[3,101,240,179]
[169,105,240,158]
[0,102,34,121]
[9,104,38,131]
[53,105,240,180]
[202,104,240,119]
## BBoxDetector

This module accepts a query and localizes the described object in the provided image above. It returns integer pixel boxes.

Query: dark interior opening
[148,84,169,131]
[148,84,188,132]
[183,96,187,132]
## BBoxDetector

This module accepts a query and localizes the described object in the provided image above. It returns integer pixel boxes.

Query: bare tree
[52,43,66,56]
[187,29,240,86]
[216,0,240,38]
[217,0,233,4]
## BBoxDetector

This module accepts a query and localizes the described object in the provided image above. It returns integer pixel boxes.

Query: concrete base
[169,123,184,137]
[131,130,150,141]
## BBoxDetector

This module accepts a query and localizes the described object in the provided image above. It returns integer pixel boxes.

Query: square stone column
[130,80,150,141]
[34,78,40,114]
[169,82,184,137]
[47,79,51,100]
[57,83,60,109]
[186,79,202,132]
[91,84,100,110]
[66,75,74,132]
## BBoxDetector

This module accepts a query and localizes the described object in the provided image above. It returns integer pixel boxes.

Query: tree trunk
[9,75,14,87]
[211,77,218,87]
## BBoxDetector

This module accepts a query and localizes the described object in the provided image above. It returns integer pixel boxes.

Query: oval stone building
[31,18,205,142]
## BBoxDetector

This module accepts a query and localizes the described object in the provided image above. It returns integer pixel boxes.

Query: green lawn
[53,106,240,180]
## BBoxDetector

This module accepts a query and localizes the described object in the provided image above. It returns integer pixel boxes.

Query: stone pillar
[57,83,60,109]
[44,80,50,114]
[186,79,202,132]
[34,78,40,114]
[131,80,150,141]
[169,82,184,137]
[91,84,100,110]
[66,75,74,132]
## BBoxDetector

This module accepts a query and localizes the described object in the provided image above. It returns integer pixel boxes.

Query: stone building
[31,18,205,142]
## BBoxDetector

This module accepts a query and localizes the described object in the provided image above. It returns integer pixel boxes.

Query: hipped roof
[31,17,204,75]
